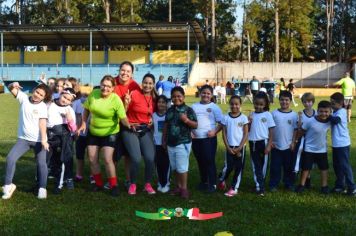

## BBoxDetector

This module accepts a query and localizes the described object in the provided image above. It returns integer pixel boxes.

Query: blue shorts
[167,143,192,173]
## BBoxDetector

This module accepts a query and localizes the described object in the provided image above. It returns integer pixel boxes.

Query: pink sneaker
[128,184,137,195]
[224,188,238,197]
[144,183,156,195]
[218,181,226,191]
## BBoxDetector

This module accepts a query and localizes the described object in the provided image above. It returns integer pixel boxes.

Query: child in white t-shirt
[295,101,332,194]
[217,96,248,197]
[248,92,275,196]
[47,88,77,194]
[2,82,51,200]
[153,95,170,193]
[269,91,298,191]
[192,85,223,193]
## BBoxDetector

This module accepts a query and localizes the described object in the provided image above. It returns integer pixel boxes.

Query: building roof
[0,22,205,46]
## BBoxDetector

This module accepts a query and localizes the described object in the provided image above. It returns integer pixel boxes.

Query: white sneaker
[157,183,162,192]
[2,184,16,199]
[37,188,47,199]
[160,185,170,193]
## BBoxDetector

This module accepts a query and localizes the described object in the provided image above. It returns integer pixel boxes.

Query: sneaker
[170,187,181,196]
[53,187,61,195]
[295,185,305,193]
[128,184,137,195]
[217,181,226,191]
[144,183,156,195]
[66,179,74,190]
[103,182,110,190]
[331,187,345,194]
[205,185,216,193]
[124,180,131,190]
[321,186,329,195]
[111,186,119,197]
[74,175,83,182]
[37,188,47,199]
[90,185,103,192]
[224,188,238,197]
[157,183,162,192]
[159,185,170,193]
[347,189,356,196]
[196,182,208,191]
[257,190,265,196]
[89,176,95,185]
[270,187,277,192]
[2,184,16,199]
[180,189,189,199]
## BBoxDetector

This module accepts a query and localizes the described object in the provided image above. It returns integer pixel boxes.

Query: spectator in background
[156,75,164,95]
[287,79,298,107]
[219,83,227,104]
[226,81,232,95]
[243,84,253,103]
[250,76,260,98]
[333,72,355,122]
[162,76,176,104]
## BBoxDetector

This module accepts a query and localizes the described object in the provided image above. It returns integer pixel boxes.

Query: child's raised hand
[124,89,132,106]
[10,82,23,90]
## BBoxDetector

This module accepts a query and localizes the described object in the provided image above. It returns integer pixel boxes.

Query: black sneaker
[295,185,305,193]
[305,178,311,189]
[347,189,356,196]
[331,187,345,194]
[321,186,329,195]
[53,187,62,195]
[111,186,119,197]
[204,185,216,194]
[124,180,131,190]
[196,182,208,192]
[90,185,103,192]
[66,179,75,190]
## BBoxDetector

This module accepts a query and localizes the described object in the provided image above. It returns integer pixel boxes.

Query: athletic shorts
[301,152,328,171]
[344,98,353,109]
[87,131,118,148]
[167,143,192,173]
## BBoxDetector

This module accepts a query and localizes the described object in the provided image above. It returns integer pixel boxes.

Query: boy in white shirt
[269,91,298,191]
[296,101,332,194]
[330,92,356,195]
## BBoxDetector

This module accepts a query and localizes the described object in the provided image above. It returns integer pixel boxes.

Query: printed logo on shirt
[261,117,267,123]
[157,120,164,133]
[238,122,244,127]
[288,120,292,125]
[207,108,212,113]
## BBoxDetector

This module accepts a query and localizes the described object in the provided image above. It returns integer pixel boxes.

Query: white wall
[189,62,350,87]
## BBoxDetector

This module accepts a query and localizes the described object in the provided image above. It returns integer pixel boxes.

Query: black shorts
[301,152,328,171]
[87,131,118,148]
[344,99,353,109]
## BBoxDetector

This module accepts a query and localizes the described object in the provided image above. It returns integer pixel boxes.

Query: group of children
[2,79,355,200]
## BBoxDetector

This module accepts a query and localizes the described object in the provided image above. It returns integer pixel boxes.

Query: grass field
[0,93,356,235]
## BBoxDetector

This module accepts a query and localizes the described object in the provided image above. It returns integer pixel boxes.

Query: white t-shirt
[302,117,331,153]
[152,112,166,145]
[248,111,275,141]
[16,90,48,142]
[331,108,350,147]
[222,113,249,146]
[47,100,76,128]
[192,102,223,139]
[300,109,316,127]
[272,109,298,150]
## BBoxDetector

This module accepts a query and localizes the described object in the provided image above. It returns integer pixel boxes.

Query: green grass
[1,93,356,235]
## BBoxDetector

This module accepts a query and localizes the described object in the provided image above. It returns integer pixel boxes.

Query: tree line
[0,0,355,63]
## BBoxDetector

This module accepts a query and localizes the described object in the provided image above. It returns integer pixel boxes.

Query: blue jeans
[269,148,294,189]
[332,146,355,191]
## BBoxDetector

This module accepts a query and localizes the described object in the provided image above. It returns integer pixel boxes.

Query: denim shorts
[167,143,192,173]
